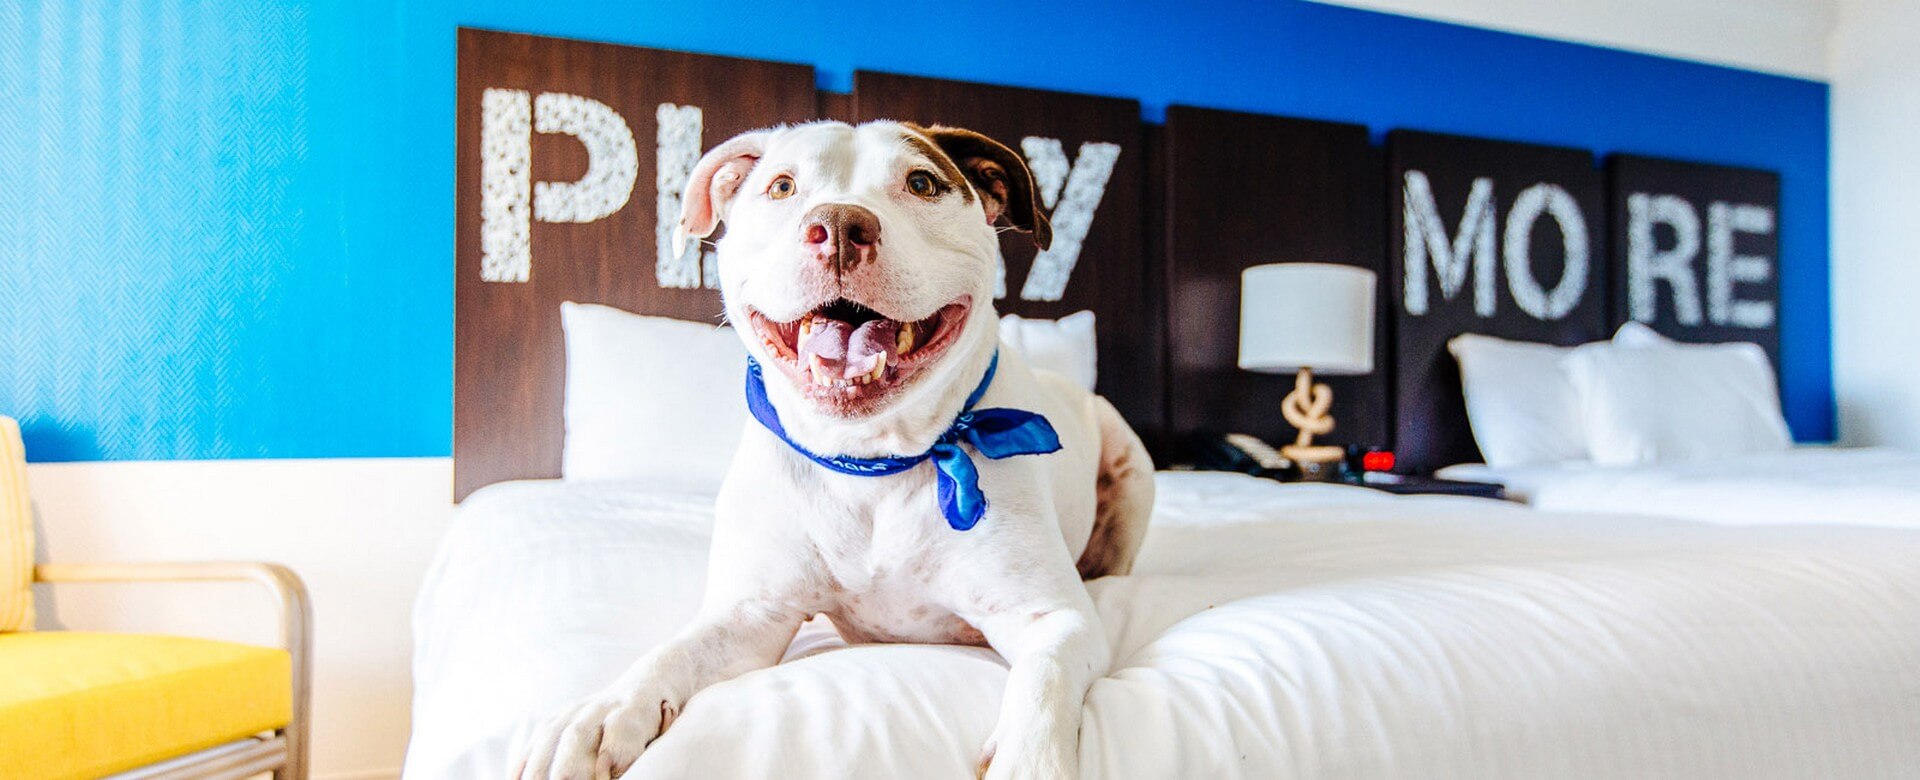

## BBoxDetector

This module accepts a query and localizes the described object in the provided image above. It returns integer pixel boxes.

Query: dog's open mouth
[748,297,971,412]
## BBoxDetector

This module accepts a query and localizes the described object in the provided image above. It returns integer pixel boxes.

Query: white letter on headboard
[1707,202,1777,329]
[480,88,532,282]
[532,93,638,224]
[1626,193,1703,325]
[654,103,707,289]
[479,90,640,284]
[1502,182,1590,320]
[1018,138,1120,302]
[1402,171,1497,317]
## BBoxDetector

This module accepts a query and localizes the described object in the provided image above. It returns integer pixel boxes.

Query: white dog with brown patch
[515,120,1154,780]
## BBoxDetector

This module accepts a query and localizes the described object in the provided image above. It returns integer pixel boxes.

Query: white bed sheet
[407,471,1920,779]
[1440,446,1920,527]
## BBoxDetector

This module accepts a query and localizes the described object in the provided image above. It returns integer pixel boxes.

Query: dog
[515,120,1154,780]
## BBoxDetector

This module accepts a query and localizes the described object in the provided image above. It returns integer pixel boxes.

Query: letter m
[1402,170,1497,317]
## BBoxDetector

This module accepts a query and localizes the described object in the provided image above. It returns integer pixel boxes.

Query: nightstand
[1344,472,1506,499]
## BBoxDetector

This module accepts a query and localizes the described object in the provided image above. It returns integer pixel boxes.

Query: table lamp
[1238,263,1377,475]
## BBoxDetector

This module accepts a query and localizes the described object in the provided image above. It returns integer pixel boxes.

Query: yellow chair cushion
[0,417,32,632]
[0,632,291,779]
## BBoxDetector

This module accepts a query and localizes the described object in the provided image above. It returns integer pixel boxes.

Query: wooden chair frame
[32,561,313,780]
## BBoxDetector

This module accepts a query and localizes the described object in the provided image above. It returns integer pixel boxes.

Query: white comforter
[407,472,1920,779]
[1440,446,1920,527]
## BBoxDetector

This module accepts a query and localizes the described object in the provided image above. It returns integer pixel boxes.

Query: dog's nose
[801,203,881,271]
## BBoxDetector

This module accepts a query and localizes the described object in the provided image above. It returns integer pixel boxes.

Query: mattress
[406,471,1920,779]
[1439,446,1920,527]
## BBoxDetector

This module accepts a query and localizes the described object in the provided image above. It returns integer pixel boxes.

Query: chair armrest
[33,561,310,655]
[32,560,314,775]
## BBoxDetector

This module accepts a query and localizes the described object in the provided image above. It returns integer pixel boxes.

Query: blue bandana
[744,351,1061,531]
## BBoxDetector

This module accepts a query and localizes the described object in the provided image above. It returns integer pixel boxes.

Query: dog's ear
[911,125,1052,251]
[674,130,772,255]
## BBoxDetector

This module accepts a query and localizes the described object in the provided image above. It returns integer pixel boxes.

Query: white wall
[28,458,453,780]
[1830,0,1920,448]
[1318,0,1835,78]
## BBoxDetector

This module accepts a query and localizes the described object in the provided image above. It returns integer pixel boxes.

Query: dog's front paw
[514,691,676,780]
[976,719,1076,780]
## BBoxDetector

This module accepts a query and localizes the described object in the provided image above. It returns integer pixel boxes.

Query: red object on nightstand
[1361,451,1396,472]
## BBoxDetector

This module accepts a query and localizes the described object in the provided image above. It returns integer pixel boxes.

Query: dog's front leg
[972,600,1113,780]
[516,600,803,780]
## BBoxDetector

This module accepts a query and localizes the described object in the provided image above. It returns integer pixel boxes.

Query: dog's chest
[807,488,988,646]
[824,584,987,646]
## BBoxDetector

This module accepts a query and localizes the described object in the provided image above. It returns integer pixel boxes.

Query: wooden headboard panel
[1606,155,1782,362]
[1161,106,1388,454]
[1387,130,1610,473]
[453,30,817,499]
[454,30,1791,498]
[849,72,1162,448]
[453,32,1163,498]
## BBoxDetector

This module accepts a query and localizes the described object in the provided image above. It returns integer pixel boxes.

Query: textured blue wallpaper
[0,0,1832,461]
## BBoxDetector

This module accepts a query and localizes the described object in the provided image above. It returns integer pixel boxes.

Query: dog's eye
[768,174,797,200]
[906,170,941,198]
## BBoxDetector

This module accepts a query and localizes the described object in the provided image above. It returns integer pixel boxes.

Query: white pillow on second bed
[1446,333,1586,469]
[1562,325,1791,466]
[1450,323,1792,469]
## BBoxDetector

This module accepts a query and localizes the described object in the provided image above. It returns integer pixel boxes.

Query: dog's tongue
[800,316,900,380]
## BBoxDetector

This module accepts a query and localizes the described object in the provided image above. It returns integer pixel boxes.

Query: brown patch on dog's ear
[907,124,1052,251]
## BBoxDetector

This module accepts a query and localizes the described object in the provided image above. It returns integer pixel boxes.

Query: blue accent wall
[0,0,1832,461]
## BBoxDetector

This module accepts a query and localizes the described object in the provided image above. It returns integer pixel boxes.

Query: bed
[426,31,1920,780]
[1392,150,1917,528]
[407,470,1920,779]
[1428,312,1920,528]
[1440,446,1920,527]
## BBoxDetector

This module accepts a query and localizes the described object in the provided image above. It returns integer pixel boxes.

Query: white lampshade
[1238,263,1376,375]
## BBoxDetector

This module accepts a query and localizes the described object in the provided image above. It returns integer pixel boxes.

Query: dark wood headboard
[454,30,817,499]
[453,31,1162,499]
[1606,155,1782,363]
[453,29,1790,499]
[1384,140,1785,473]
[1161,106,1387,455]
[1386,130,1610,473]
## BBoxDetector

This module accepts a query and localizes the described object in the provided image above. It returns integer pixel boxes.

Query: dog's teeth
[897,324,916,354]
[810,356,832,385]
[798,313,815,341]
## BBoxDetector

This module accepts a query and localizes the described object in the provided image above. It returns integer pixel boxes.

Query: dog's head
[679,121,1050,447]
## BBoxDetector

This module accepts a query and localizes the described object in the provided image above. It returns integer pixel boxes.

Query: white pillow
[1562,336,1790,466]
[560,302,747,493]
[999,310,1097,391]
[1446,333,1587,468]
[1611,320,1667,347]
